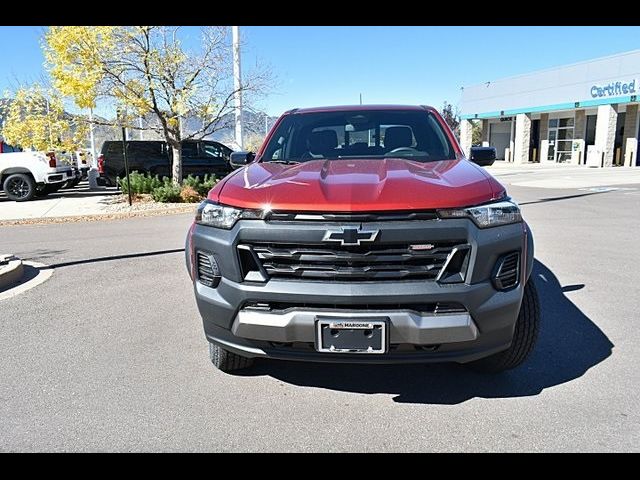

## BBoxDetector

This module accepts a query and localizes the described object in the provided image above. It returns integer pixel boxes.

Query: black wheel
[466,281,540,373]
[3,173,36,201]
[208,342,254,373]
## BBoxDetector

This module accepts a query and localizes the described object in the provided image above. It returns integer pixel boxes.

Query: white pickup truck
[0,150,75,201]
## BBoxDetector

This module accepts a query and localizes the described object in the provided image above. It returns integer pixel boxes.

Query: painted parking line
[577,187,638,192]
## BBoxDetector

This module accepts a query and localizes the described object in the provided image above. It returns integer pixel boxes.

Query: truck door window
[182,143,199,158]
[202,143,222,159]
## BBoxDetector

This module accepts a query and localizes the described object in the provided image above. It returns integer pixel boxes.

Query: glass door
[547,117,574,162]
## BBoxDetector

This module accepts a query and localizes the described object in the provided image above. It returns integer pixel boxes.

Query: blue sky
[2,26,640,116]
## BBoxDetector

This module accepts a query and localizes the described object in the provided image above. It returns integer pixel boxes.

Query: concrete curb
[0,205,196,227]
[0,255,24,290]
[0,261,52,301]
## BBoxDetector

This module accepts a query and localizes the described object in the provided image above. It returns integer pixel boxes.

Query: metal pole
[46,98,53,150]
[89,108,97,167]
[118,108,132,207]
[139,116,144,140]
[122,125,132,206]
[232,26,244,150]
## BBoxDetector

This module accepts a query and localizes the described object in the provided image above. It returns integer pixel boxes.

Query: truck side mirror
[469,146,497,166]
[230,151,255,169]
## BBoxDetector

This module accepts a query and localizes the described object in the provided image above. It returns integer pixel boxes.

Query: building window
[548,117,574,162]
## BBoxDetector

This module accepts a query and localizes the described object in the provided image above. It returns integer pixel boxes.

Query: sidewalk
[0,183,194,224]
[0,192,115,220]
[485,162,640,189]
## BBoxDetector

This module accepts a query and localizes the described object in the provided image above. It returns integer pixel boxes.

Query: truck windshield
[260,109,457,163]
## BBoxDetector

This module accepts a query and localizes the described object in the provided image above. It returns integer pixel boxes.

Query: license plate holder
[315,317,387,354]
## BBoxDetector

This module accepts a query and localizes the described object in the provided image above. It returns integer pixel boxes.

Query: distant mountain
[1,98,277,151]
[159,110,278,147]
[96,109,278,150]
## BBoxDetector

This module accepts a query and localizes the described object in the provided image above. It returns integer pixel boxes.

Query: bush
[182,174,201,193]
[199,174,217,196]
[151,184,182,203]
[117,171,164,194]
[180,185,201,203]
[118,171,219,202]
[183,173,217,197]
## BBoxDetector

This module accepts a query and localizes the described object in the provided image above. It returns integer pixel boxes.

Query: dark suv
[97,139,233,186]
[186,105,539,374]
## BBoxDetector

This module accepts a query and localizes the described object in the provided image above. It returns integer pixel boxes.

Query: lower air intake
[197,251,220,288]
[493,252,520,291]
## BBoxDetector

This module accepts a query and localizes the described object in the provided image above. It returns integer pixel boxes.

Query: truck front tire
[208,342,254,373]
[466,280,540,373]
[3,173,36,201]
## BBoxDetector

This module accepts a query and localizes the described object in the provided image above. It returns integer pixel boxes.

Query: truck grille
[239,241,466,281]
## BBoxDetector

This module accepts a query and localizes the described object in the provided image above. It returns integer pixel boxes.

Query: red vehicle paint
[209,105,505,211]
[213,158,503,211]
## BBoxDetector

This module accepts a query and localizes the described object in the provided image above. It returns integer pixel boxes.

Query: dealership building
[459,49,640,167]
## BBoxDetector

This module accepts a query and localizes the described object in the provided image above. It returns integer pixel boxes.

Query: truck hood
[213,158,504,211]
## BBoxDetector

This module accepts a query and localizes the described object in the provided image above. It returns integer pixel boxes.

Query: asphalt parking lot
[1,181,639,452]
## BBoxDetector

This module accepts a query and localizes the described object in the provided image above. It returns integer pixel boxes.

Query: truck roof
[291,104,434,114]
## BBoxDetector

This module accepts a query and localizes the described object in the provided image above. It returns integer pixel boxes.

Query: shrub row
[117,172,218,203]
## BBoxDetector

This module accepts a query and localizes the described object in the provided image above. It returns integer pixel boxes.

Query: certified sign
[590,79,637,98]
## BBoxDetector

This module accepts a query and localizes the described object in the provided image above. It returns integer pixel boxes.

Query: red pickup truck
[186,105,539,374]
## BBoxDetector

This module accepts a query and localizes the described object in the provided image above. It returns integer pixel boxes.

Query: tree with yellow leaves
[44,26,271,185]
[1,84,88,152]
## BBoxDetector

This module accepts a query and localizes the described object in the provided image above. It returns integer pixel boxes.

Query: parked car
[0,150,74,201]
[185,105,539,374]
[96,140,233,187]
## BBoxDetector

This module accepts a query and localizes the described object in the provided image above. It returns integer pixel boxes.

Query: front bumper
[187,217,533,364]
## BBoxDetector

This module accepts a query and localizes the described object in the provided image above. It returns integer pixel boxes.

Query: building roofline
[462,48,640,91]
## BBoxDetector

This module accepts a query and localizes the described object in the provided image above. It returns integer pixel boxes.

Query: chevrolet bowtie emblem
[322,227,379,246]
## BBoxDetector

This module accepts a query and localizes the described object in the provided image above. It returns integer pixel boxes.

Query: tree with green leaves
[471,120,483,146]
[440,101,461,140]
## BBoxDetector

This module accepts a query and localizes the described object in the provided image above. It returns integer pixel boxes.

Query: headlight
[195,200,266,229]
[437,200,522,228]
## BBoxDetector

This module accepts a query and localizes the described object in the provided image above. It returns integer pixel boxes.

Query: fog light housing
[196,250,221,288]
[492,251,520,291]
